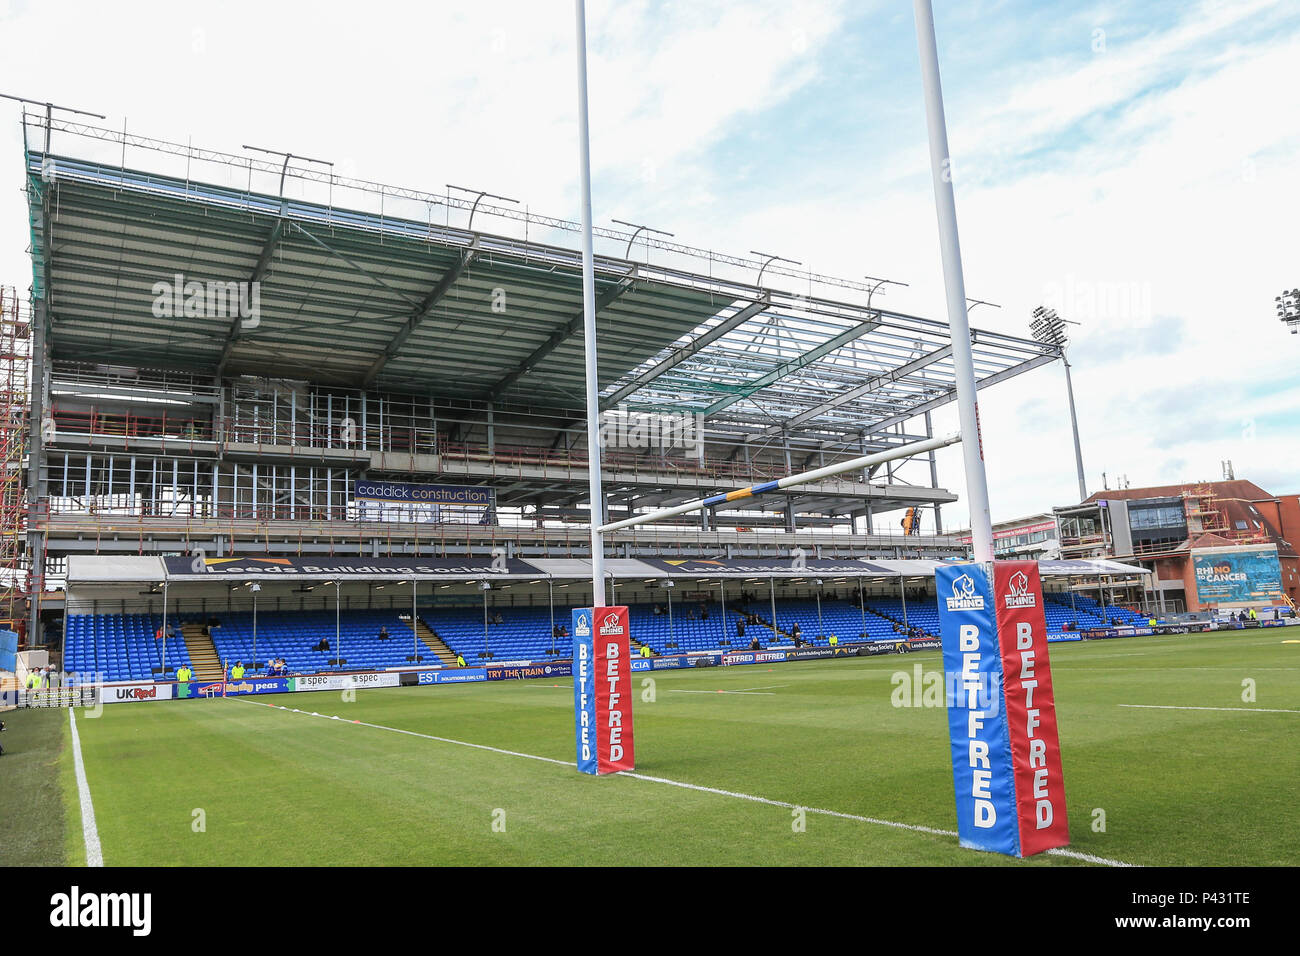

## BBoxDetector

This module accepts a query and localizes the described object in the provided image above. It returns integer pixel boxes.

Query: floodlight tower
[1031,306,1087,503]
[1277,288,1300,334]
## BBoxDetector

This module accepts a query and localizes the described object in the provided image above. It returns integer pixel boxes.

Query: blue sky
[1,0,1297,528]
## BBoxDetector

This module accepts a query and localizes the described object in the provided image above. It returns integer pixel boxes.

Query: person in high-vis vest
[640,644,652,658]
[456,653,467,667]
[828,634,838,646]
[230,661,246,679]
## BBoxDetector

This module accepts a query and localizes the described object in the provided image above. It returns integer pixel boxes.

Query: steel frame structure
[13,113,1071,635]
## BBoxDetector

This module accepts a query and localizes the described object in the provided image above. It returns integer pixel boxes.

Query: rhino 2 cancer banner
[1192,546,1283,604]
[934,560,1070,858]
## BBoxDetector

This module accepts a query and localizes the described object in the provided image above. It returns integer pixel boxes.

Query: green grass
[8,628,1300,866]
[0,706,80,865]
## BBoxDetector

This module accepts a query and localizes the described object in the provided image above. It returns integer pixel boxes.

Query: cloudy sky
[1,0,1297,530]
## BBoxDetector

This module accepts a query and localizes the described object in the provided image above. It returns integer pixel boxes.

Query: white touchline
[68,708,104,867]
[1120,704,1300,715]
[669,689,776,695]
[232,697,1134,867]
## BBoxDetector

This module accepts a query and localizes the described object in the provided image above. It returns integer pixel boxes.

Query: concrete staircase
[413,617,458,666]
[181,624,224,680]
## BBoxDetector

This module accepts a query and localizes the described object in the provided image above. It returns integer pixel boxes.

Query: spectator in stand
[749,636,761,651]
[700,603,709,621]
[378,625,390,641]
[736,619,745,639]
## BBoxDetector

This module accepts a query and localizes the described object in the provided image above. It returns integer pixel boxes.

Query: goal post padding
[572,606,635,775]
[935,560,1070,857]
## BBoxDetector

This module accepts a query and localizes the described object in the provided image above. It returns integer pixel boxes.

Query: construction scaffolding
[0,287,30,636]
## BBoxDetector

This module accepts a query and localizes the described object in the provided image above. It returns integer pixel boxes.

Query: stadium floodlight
[243,145,333,197]
[447,184,520,232]
[0,91,105,155]
[966,297,1001,315]
[862,274,910,310]
[1277,288,1300,334]
[612,219,675,259]
[1031,306,1088,503]
[751,251,803,286]
[478,580,492,591]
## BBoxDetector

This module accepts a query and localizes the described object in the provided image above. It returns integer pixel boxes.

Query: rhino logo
[1004,568,1037,608]
[945,572,985,611]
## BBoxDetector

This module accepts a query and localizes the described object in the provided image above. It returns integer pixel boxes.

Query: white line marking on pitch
[1120,704,1300,715]
[232,697,1133,867]
[669,689,776,695]
[230,697,570,766]
[68,708,103,867]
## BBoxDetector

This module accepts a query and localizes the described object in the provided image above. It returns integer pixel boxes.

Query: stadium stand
[1044,594,1144,628]
[64,614,193,683]
[66,589,1141,681]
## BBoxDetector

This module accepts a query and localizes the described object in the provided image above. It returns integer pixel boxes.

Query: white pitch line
[229,697,570,766]
[232,696,1134,867]
[68,708,103,867]
[669,689,776,695]
[1120,704,1300,715]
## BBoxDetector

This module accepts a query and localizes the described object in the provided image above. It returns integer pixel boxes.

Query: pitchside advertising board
[572,606,635,775]
[934,561,1070,858]
[100,682,175,704]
